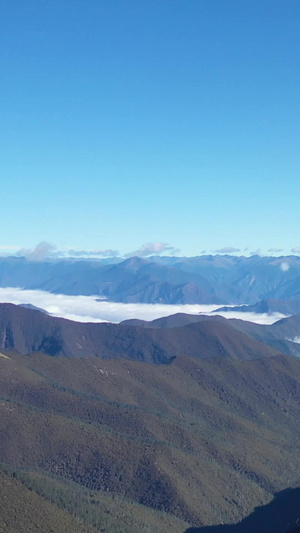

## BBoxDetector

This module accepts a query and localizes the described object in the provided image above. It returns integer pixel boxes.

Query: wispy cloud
[15,242,120,260]
[214,247,240,254]
[0,245,20,256]
[0,287,286,325]
[66,249,119,258]
[125,242,179,258]
[15,241,180,260]
[250,249,261,256]
[0,245,19,251]
[280,261,290,272]
[268,248,284,253]
[17,241,56,261]
[291,247,300,254]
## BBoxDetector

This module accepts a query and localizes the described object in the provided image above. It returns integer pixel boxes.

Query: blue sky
[1,0,300,258]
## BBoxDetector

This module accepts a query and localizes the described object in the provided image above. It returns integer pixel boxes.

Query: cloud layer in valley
[0,287,287,325]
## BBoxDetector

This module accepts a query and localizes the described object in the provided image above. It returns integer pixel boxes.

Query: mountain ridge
[1,254,300,304]
[0,303,281,362]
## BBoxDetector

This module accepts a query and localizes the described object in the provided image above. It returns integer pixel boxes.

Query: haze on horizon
[1,1,299,257]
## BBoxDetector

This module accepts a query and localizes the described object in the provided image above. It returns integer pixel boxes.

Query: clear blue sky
[1,0,300,258]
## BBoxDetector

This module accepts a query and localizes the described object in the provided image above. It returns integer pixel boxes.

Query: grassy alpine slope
[2,350,300,529]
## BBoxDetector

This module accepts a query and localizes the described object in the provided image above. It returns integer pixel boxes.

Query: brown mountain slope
[2,351,300,528]
[0,303,280,362]
[119,312,217,328]
[122,311,300,359]
[227,314,300,358]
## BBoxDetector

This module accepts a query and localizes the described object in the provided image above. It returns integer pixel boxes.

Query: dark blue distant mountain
[1,254,300,304]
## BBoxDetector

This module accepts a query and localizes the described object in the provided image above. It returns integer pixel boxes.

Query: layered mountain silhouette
[1,254,300,303]
[0,303,281,361]
[122,312,300,359]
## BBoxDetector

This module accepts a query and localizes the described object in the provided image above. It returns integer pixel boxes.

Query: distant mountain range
[1,254,300,304]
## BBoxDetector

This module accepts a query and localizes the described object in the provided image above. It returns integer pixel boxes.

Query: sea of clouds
[0,287,287,325]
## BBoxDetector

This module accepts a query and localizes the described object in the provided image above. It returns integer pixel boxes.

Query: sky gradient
[1,1,300,258]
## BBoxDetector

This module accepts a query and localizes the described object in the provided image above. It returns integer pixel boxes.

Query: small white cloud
[280,261,290,272]
[66,249,119,258]
[268,248,284,253]
[125,242,179,258]
[17,241,56,261]
[291,247,300,254]
[249,249,261,256]
[214,247,240,254]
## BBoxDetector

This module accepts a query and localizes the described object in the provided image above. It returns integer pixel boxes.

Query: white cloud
[0,287,287,325]
[15,242,120,260]
[291,247,300,254]
[14,241,179,260]
[17,241,57,261]
[66,249,119,258]
[125,242,179,258]
[214,247,240,254]
[268,248,284,253]
[250,249,261,256]
[280,261,290,272]
[211,310,286,325]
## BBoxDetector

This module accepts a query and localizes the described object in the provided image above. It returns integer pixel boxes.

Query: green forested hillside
[0,465,187,533]
[0,469,96,533]
[2,351,300,530]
